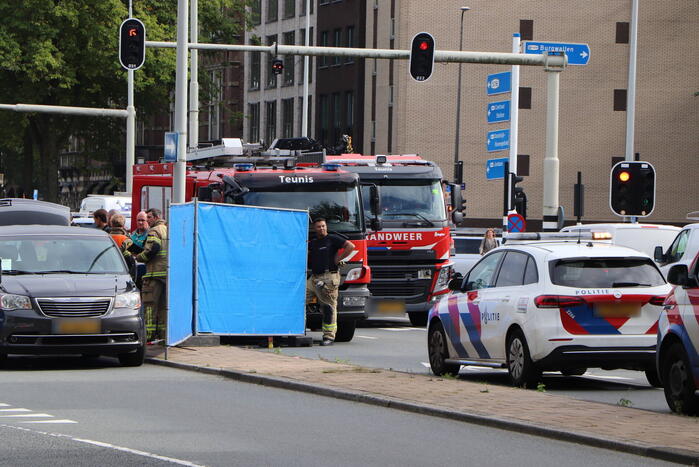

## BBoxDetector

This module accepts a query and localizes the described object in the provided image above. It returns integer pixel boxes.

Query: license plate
[54,319,101,334]
[377,301,405,314]
[594,303,640,318]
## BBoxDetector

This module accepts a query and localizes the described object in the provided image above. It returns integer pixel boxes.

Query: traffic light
[510,173,526,218]
[409,32,435,82]
[609,161,656,217]
[272,58,284,75]
[119,18,146,70]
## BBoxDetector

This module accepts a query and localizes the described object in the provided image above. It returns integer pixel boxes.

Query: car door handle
[500,296,510,302]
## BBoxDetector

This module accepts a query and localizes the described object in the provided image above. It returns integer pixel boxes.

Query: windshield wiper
[383,212,435,227]
[1,270,37,275]
[612,281,651,287]
[32,270,78,274]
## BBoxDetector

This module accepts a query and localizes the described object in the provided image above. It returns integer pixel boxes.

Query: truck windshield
[240,184,363,233]
[361,180,446,223]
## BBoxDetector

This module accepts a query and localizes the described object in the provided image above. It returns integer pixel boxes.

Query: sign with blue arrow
[164,132,178,162]
[487,100,510,124]
[523,41,591,66]
[486,129,510,152]
[486,157,509,180]
[486,71,511,95]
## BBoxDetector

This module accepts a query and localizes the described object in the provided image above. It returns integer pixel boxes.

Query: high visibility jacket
[136,219,168,279]
[109,227,133,256]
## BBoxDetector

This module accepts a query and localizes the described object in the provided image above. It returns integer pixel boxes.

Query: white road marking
[0,403,10,407]
[379,327,424,332]
[356,335,378,340]
[2,424,205,466]
[21,420,78,424]
[0,413,53,418]
[420,362,430,368]
[0,408,31,412]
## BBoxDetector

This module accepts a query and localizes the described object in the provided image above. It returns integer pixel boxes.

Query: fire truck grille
[368,282,431,301]
[37,299,111,318]
[372,267,423,280]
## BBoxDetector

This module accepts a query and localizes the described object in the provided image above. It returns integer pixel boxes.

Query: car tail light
[648,295,666,306]
[534,295,586,308]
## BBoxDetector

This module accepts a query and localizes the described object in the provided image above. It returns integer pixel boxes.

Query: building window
[283,31,295,86]
[267,0,278,22]
[319,94,329,145]
[333,29,342,66]
[283,0,295,18]
[345,91,354,136]
[616,22,629,44]
[249,49,261,90]
[248,103,260,142]
[332,92,341,141]
[266,35,278,88]
[207,69,222,140]
[265,100,277,144]
[251,0,261,25]
[345,26,355,63]
[319,31,329,67]
[282,98,294,138]
[517,155,530,176]
[320,0,330,5]
[519,87,531,109]
[614,89,627,111]
[520,19,533,41]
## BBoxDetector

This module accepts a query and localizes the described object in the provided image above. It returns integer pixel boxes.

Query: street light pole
[453,6,470,182]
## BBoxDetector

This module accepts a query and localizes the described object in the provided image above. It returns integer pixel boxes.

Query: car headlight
[114,291,141,309]
[0,294,32,311]
[346,267,363,282]
[434,266,452,291]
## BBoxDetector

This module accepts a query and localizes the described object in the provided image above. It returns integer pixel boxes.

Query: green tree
[0,0,247,201]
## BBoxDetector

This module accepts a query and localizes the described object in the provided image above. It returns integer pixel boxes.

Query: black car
[0,225,145,366]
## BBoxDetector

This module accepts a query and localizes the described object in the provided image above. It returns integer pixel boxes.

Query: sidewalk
[148,345,699,464]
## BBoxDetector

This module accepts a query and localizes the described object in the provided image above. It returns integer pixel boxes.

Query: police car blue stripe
[461,303,491,359]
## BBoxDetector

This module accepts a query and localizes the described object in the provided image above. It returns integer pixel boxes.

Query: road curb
[146,357,699,465]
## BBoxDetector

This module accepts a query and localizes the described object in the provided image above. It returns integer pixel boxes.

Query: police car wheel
[560,368,587,377]
[507,330,541,388]
[428,321,460,376]
[662,343,699,415]
[644,367,662,388]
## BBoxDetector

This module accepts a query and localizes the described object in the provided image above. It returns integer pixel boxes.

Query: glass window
[360,180,446,224]
[207,69,222,140]
[140,186,172,222]
[551,258,665,288]
[248,103,260,143]
[283,31,295,86]
[282,98,294,138]
[250,0,261,25]
[332,92,341,142]
[249,50,261,90]
[345,91,353,136]
[283,0,295,18]
[267,0,278,22]
[265,100,277,143]
[495,251,528,287]
[464,252,504,291]
[345,26,355,63]
[333,29,342,65]
[667,230,690,263]
[523,256,538,285]
[455,237,481,255]
[319,31,329,67]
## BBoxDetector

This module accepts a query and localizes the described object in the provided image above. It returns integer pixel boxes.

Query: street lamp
[453,6,470,183]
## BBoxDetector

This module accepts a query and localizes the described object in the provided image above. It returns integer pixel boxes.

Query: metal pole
[542,65,561,232]
[173,0,189,204]
[189,0,199,150]
[508,33,520,198]
[126,70,135,194]
[453,7,469,176]
[301,0,310,137]
[625,0,639,161]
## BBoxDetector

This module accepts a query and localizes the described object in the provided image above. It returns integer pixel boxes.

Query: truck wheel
[428,321,460,376]
[334,320,356,342]
[408,312,428,327]
[507,330,541,388]
[662,343,699,415]
[118,345,145,367]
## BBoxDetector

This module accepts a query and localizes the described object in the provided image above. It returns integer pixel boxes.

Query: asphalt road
[0,356,675,467]
[255,317,670,414]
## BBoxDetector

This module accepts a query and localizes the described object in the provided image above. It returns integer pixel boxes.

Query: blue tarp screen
[167,203,195,346]
[196,203,307,335]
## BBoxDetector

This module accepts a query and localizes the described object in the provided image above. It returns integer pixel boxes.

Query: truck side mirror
[370,218,383,232]
[654,245,666,263]
[370,184,381,215]
[452,210,464,225]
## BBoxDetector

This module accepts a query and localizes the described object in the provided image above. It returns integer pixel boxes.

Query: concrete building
[365,1,698,226]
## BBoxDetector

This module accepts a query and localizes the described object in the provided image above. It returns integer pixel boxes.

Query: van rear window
[550,258,665,288]
[454,238,481,254]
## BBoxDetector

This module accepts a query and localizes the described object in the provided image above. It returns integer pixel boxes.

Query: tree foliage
[0,0,247,201]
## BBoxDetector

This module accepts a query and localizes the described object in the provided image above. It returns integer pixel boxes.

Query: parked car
[657,250,699,415]
[428,232,670,387]
[654,221,699,279]
[561,223,680,260]
[0,225,145,366]
[0,198,70,226]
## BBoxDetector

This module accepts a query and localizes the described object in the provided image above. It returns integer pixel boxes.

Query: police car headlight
[342,296,367,307]
[0,294,32,311]
[434,267,452,292]
[114,291,141,310]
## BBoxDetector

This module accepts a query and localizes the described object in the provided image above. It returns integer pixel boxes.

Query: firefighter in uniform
[306,218,355,346]
[136,208,168,342]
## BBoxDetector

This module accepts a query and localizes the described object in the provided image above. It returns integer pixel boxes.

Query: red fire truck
[131,140,381,342]
[326,154,464,326]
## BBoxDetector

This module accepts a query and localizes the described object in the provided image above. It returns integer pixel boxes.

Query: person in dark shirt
[93,208,110,232]
[307,218,355,346]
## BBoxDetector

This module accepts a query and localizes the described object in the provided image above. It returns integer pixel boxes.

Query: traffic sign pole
[543,55,562,231]
[509,33,520,187]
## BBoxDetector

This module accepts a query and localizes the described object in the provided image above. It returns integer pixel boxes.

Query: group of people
[91,208,169,344]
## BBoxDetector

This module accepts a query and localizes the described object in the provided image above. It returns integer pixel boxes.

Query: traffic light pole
[126,70,135,194]
[542,60,563,232]
[173,0,189,204]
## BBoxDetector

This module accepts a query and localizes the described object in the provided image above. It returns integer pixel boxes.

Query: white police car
[657,250,699,414]
[427,232,671,387]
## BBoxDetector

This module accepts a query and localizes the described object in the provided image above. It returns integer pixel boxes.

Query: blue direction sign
[486,71,511,95]
[164,132,178,162]
[486,157,509,180]
[523,41,590,66]
[486,129,510,152]
[487,100,511,124]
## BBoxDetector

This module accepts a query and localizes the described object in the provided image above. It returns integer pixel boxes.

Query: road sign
[523,41,590,66]
[507,213,526,233]
[486,71,511,95]
[487,100,510,124]
[486,157,509,180]
[164,132,178,162]
[487,129,510,152]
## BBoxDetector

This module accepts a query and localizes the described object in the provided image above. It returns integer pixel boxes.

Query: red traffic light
[618,171,630,182]
[419,41,429,51]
